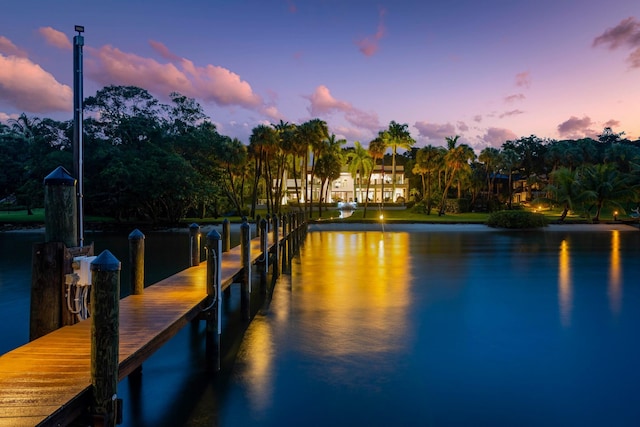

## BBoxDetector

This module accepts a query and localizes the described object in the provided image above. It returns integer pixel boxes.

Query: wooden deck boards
[0,233,281,426]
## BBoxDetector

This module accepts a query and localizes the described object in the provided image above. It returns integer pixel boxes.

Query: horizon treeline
[1,85,639,223]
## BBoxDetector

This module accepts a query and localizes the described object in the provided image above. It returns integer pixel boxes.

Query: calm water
[1,224,640,426]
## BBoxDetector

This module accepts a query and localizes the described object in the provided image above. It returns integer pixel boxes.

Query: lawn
[1,205,629,229]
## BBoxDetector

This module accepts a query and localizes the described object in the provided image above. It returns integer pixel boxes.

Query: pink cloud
[303,85,380,132]
[593,17,640,68]
[473,115,483,123]
[149,40,182,63]
[604,119,621,128]
[504,93,525,103]
[86,43,279,118]
[499,109,524,118]
[38,27,72,50]
[305,85,352,115]
[515,71,531,88]
[457,121,469,132]
[0,54,72,112]
[482,127,517,147]
[0,36,27,57]
[557,115,596,138]
[414,121,456,140]
[355,8,386,57]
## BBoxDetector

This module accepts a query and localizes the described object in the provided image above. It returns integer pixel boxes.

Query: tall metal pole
[73,25,84,247]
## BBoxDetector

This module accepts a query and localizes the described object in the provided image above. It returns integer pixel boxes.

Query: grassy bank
[2,205,630,231]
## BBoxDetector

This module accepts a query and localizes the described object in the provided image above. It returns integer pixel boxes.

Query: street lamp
[73,25,84,247]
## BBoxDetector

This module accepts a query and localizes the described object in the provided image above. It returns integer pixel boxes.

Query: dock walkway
[0,233,277,427]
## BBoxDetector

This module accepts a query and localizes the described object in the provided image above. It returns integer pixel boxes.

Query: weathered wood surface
[0,235,274,426]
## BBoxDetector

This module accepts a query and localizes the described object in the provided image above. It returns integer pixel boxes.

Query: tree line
[1,85,639,223]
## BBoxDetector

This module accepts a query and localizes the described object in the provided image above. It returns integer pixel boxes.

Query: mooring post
[206,230,222,372]
[260,219,268,273]
[272,214,280,278]
[222,218,231,253]
[255,215,261,239]
[90,250,122,427]
[128,229,145,296]
[280,214,288,272]
[189,223,200,267]
[241,220,251,321]
[44,166,78,248]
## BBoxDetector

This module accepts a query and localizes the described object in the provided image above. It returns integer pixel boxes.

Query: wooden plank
[0,232,283,426]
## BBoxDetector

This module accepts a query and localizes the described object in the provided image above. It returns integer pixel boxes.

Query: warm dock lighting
[614,211,618,221]
[379,214,384,220]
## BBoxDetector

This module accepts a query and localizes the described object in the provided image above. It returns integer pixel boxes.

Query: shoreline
[3,222,637,234]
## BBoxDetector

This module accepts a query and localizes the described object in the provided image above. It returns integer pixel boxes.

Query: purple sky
[1,0,639,151]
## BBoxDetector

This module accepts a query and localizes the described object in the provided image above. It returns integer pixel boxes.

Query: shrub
[486,210,548,229]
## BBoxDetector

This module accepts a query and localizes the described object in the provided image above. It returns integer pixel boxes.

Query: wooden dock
[0,223,295,427]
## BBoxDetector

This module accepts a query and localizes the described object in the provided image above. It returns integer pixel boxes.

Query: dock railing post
[44,166,78,248]
[260,218,268,289]
[280,214,288,273]
[255,215,261,239]
[260,219,268,274]
[272,214,279,278]
[206,230,222,372]
[241,220,251,321]
[189,223,200,267]
[90,250,122,427]
[128,229,145,296]
[222,218,231,253]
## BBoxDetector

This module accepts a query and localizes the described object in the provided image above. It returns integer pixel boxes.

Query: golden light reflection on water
[558,239,572,327]
[238,231,413,398]
[609,230,622,315]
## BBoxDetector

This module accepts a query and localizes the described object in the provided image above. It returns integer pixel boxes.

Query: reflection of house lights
[558,239,572,327]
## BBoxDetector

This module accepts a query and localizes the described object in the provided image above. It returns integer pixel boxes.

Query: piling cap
[189,223,200,230]
[207,229,221,240]
[128,228,145,240]
[43,166,76,186]
[91,250,121,272]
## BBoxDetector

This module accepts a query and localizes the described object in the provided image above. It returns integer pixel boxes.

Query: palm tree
[296,119,329,217]
[578,163,637,221]
[346,141,373,204]
[413,145,445,214]
[363,135,387,218]
[499,148,518,210]
[249,124,279,216]
[478,147,501,204]
[314,134,345,217]
[545,167,585,221]
[438,136,474,215]
[386,121,415,201]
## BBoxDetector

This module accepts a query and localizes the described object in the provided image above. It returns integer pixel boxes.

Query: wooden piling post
[222,218,231,253]
[29,242,65,341]
[255,215,261,239]
[128,229,145,296]
[189,223,201,267]
[272,214,279,278]
[221,219,232,298]
[206,230,222,372]
[259,219,268,289]
[241,220,251,321]
[90,250,121,427]
[44,166,78,248]
[280,214,288,272]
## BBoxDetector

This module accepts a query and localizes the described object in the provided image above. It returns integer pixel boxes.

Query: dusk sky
[1,0,639,151]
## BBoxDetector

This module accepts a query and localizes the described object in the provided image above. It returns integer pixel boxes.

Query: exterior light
[379,214,384,220]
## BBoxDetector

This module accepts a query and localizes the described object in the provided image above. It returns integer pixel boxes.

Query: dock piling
[90,250,122,427]
[241,220,251,320]
[128,229,145,296]
[205,230,222,372]
[189,223,201,267]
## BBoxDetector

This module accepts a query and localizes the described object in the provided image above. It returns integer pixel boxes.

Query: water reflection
[240,231,413,397]
[609,230,622,316]
[558,239,572,327]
